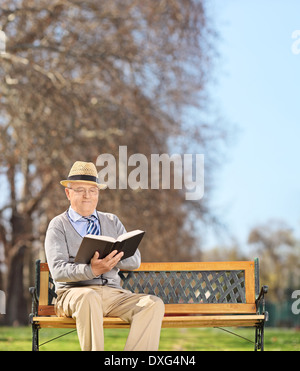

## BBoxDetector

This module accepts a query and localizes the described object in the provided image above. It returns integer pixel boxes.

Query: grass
[0,326,299,351]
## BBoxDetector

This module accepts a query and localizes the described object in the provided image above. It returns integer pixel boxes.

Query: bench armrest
[29,286,39,320]
[255,285,269,320]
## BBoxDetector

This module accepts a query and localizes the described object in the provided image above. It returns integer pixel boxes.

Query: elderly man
[45,161,164,351]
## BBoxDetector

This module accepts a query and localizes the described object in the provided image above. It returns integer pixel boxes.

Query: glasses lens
[70,187,99,195]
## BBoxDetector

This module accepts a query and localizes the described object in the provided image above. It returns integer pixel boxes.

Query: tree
[0,0,223,324]
[248,220,298,301]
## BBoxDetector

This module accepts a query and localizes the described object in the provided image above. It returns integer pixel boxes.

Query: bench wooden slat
[134,261,254,271]
[245,263,256,304]
[38,302,257,317]
[39,270,50,306]
[33,314,265,330]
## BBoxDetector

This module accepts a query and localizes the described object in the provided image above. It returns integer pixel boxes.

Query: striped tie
[85,215,100,236]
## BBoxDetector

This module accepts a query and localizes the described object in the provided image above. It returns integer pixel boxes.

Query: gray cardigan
[45,211,141,290]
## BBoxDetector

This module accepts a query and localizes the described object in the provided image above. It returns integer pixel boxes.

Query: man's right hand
[90,250,124,277]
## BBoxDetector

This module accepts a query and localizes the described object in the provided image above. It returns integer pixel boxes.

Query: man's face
[65,182,99,216]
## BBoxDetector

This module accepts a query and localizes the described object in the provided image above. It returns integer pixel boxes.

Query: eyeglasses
[68,187,99,196]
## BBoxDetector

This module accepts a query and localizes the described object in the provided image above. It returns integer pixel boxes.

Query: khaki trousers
[55,286,165,351]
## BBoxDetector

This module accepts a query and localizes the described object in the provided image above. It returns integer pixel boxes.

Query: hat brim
[60,180,107,190]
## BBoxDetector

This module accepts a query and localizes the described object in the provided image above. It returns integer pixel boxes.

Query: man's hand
[90,250,124,277]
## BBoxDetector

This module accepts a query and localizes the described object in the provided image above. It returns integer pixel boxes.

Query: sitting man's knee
[136,295,165,317]
[75,288,101,310]
[153,296,165,315]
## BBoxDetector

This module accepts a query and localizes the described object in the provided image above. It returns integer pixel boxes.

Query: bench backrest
[35,260,260,316]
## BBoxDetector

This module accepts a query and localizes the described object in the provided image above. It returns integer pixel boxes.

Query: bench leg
[255,323,265,351]
[32,323,39,351]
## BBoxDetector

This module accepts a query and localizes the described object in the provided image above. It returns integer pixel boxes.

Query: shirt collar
[68,206,98,222]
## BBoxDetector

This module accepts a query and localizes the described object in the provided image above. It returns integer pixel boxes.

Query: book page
[85,234,116,243]
[116,230,144,242]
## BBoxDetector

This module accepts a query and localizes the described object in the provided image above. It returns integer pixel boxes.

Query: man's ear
[65,187,71,201]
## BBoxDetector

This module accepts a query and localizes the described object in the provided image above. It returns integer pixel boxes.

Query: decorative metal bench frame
[29,259,268,351]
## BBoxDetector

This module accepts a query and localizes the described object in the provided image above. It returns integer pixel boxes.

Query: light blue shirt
[67,207,101,237]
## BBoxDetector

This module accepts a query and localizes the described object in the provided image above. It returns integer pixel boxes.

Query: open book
[74,230,145,264]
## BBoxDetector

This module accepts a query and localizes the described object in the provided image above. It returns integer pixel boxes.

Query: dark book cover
[75,230,145,264]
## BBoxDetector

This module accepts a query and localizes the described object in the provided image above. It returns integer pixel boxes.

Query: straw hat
[60,161,107,190]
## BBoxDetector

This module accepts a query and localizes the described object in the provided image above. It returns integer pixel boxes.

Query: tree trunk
[6,244,28,325]
[5,212,32,325]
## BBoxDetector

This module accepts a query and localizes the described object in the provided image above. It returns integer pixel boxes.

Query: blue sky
[203,0,300,249]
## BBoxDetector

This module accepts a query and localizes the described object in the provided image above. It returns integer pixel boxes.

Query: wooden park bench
[29,259,268,351]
